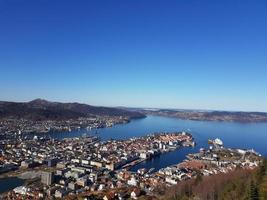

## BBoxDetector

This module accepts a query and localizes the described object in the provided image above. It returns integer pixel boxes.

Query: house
[103,191,116,200]
[131,188,141,199]
[68,182,77,190]
[77,176,90,187]
[105,162,115,171]
[117,192,127,200]
[165,177,178,185]
[55,188,69,198]
[90,160,103,168]
[127,176,138,186]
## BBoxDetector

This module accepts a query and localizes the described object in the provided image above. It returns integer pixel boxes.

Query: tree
[194,170,202,186]
[250,180,259,200]
[259,174,267,200]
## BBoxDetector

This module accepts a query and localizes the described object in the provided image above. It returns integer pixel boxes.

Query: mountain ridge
[0,99,146,120]
[141,109,267,123]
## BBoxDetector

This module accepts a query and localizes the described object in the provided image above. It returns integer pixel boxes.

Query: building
[105,162,115,171]
[131,188,141,199]
[127,176,138,186]
[68,182,77,190]
[77,176,90,187]
[90,160,103,168]
[55,188,69,198]
[47,158,58,167]
[41,171,54,186]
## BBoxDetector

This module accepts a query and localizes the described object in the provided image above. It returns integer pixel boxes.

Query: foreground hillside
[160,159,267,200]
[0,99,145,120]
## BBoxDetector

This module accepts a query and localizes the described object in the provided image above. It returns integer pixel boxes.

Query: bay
[0,177,24,194]
[46,115,267,171]
[2,115,267,192]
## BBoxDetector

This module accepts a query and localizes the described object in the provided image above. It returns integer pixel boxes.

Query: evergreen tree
[259,174,267,200]
[194,170,202,185]
[250,181,259,200]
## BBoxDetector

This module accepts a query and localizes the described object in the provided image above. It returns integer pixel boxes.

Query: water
[0,177,24,194]
[2,115,267,191]
[45,115,267,171]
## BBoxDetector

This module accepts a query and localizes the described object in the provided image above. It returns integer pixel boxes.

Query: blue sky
[0,0,267,111]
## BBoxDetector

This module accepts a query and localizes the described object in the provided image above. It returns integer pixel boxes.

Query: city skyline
[1,0,267,112]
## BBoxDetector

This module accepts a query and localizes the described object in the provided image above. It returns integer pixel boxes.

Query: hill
[142,109,267,123]
[0,99,146,120]
[161,159,267,200]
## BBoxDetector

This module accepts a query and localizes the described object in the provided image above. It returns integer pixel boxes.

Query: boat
[208,139,213,144]
[208,138,223,146]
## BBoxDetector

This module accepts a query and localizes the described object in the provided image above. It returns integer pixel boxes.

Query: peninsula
[141,109,267,123]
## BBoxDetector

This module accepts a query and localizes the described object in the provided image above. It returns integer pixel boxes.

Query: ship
[208,138,223,146]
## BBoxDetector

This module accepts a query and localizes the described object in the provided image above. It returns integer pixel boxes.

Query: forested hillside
[162,159,267,200]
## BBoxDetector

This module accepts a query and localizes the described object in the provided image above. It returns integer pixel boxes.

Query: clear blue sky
[0,0,267,111]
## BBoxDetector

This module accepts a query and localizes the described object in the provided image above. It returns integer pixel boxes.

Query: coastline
[1,115,267,198]
[145,112,267,123]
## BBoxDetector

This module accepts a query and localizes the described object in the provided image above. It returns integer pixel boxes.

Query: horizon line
[1,98,267,114]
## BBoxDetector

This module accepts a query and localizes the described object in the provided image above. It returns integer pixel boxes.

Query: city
[0,116,130,139]
[1,0,267,199]
[0,127,262,199]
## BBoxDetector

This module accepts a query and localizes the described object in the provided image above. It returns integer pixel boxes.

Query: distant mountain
[0,99,146,120]
[142,109,267,123]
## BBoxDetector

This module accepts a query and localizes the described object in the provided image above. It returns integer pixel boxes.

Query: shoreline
[127,141,196,171]
[146,113,267,123]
